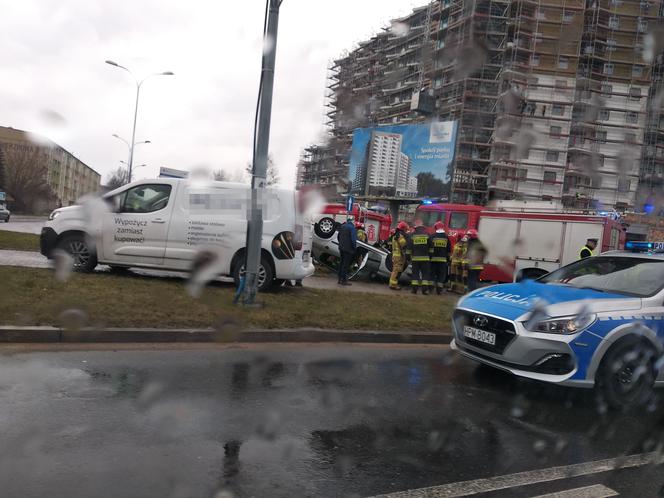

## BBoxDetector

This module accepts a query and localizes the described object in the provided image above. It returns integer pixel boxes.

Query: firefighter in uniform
[579,238,597,259]
[355,222,368,243]
[389,222,409,290]
[408,221,432,294]
[429,221,450,295]
[465,229,487,292]
[450,233,467,293]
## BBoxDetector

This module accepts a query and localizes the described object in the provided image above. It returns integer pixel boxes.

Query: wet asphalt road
[2,344,664,498]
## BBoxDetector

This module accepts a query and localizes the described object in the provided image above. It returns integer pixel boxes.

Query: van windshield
[539,256,664,297]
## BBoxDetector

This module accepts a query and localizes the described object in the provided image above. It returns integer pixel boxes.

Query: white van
[40,179,314,291]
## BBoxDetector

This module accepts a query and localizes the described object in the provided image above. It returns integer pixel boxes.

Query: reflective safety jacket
[579,245,593,259]
[451,241,466,264]
[408,226,431,262]
[466,239,487,270]
[429,233,450,263]
[357,229,368,243]
[391,231,408,258]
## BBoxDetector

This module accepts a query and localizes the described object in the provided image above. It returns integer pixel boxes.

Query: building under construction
[298,0,664,211]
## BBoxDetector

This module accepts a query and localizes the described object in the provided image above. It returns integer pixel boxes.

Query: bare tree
[0,144,55,213]
[105,166,130,191]
[245,154,280,186]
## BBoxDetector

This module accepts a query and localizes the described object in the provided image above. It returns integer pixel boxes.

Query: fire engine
[313,203,392,245]
[416,200,626,283]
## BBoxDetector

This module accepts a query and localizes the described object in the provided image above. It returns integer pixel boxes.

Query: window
[602,83,613,94]
[618,178,631,192]
[546,151,559,162]
[625,132,637,143]
[449,212,469,229]
[606,39,617,52]
[543,171,556,184]
[592,176,603,188]
[638,17,647,32]
[633,66,644,77]
[531,54,540,66]
[536,9,546,20]
[558,56,569,69]
[610,0,622,6]
[552,104,564,116]
[554,79,567,91]
[518,168,527,180]
[115,184,172,214]
[626,111,639,124]
[608,16,620,30]
[629,87,641,100]
[563,11,574,23]
[550,125,562,137]
[540,257,664,297]
[603,63,614,75]
[596,130,607,143]
[599,109,610,120]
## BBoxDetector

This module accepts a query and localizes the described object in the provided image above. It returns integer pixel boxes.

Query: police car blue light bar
[625,241,664,252]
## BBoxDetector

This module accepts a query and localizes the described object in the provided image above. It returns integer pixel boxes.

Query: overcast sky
[0,0,423,186]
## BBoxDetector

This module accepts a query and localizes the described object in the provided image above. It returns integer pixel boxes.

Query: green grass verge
[0,267,455,331]
[0,230,40,252]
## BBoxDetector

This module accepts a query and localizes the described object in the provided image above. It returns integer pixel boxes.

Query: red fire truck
[313,203,392,245]
[415,200,626,283]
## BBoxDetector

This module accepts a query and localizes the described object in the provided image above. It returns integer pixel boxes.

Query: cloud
[0,0,419,187]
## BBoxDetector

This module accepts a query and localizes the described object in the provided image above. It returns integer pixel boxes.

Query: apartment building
[0,126,101,209]
[300,0,664,210]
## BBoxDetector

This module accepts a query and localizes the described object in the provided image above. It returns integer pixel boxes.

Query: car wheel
[596,336,658,409]
[314,217,337,239]
[233,254,275,292]
[57,234,97,273]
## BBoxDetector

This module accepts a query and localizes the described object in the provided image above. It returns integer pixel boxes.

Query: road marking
[533,484,618,498]
[368,452,660,498]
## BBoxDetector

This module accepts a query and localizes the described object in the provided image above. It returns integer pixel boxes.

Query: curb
[0,326,453,345]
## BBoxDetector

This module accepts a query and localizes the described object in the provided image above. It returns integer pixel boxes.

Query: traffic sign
[346,195,354,212]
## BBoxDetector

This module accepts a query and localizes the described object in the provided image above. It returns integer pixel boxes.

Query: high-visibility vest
[579,245,593,259]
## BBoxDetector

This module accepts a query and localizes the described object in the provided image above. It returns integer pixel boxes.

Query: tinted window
[120,184,172,214]
[539,257,664,297]
[449,212,469,229]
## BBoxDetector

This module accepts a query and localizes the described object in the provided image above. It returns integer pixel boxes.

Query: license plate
[463,326,496,346]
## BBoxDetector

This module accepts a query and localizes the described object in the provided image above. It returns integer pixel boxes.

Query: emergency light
[625,241,664,252]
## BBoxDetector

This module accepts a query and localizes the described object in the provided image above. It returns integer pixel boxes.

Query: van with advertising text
[40,179,314,291]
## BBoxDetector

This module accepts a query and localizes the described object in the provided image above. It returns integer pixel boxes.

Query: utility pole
[243,0,282,305]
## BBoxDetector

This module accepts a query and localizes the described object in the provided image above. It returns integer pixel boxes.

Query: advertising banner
[349,121,457,198]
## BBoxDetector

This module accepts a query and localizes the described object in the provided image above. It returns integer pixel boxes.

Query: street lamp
[105,60,173,181]
[113,134,150,172]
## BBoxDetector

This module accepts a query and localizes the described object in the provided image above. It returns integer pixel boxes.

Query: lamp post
[105,60,173,182]
[113,134,150,179]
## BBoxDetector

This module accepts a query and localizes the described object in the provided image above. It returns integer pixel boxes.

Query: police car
[451,241,664,407]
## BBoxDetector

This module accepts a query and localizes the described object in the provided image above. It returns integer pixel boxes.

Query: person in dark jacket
[429,221,450,295]
[408,221,432,294]
[337,219,357,286]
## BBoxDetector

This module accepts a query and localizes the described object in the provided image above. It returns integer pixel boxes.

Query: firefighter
[465,229,487,292]
[408,220,432,294]
[579,238,597,259]
[429,221,450,295]
[389,222,409,290]
[450,234,467,293]
[355,222,368,243]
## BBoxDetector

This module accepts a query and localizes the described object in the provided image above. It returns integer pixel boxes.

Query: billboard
[349,121,457,198]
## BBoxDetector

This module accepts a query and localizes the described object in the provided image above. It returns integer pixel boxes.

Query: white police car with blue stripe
[451,241,664,407]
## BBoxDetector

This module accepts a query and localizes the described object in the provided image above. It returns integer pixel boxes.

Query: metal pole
[243,0,281,305]
[128,82,141,182]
